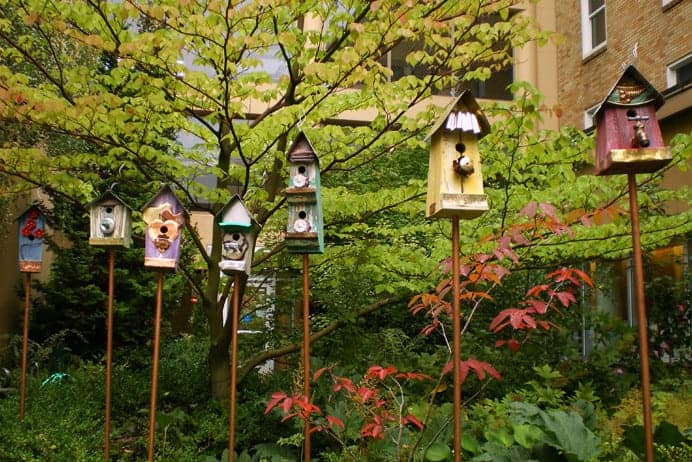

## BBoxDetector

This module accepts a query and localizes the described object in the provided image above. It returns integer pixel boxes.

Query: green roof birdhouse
[284,132,324,254]
[217,195,259,276]
[425,90,491,219]
[594,65,671,175]
[89,191,132,248]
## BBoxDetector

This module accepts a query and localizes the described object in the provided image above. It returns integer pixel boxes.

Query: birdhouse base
[285,232,323,254]
[595,147,672,176]
[427,193,489,219]
[89,237,130,247]
[19,261,42,273]
[219,260,247,275]
[144,257,177,270]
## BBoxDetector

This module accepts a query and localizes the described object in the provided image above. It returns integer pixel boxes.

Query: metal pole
[105,249,115,460]
[451,218,462,462]
[302,253,311,462]
[19,273,30,421]
[147,271,164,462]
[627,174,654,462]
[228,273,240,462]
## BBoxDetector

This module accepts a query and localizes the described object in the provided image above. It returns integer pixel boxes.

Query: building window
[581,0,607,58]
[666,54,692,88]
[583,103,600,130]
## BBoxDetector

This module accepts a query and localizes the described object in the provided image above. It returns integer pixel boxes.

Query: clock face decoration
[293,210,311,233]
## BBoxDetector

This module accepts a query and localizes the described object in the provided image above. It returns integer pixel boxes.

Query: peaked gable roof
[595,65,664,117]
[425,90,491,141]
[286,131,319,164]
[217,194,259,230]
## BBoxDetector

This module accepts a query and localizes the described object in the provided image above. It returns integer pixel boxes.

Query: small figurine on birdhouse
[284,132,324,254]
[89,191,132,248]
[217,195,259,276]
[594,65,672,175]
[425,90,491,219]
[18,205,46,273]
[142,185,186,270]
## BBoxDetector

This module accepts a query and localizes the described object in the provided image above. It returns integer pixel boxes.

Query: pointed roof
[89,190,132,210]
[286,131,319,164]
[217,194,260,231]
[425,90,491,141]
[141,184,185,212]
[595,65,664,117]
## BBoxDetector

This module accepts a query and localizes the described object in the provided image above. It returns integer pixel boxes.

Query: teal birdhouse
[217,195,259,276]
[89,191,132,248]
[18,205,46,273]
[142,185,186,270]
[284,132,324,254]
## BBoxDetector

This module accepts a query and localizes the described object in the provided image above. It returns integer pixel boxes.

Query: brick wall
[554,0,691,129]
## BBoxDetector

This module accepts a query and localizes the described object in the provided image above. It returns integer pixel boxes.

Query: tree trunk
[208,330,231,400]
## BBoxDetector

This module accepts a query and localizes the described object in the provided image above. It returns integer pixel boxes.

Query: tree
[0,0,689,401]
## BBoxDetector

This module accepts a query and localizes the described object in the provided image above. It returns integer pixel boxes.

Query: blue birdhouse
[284,132,324,254]
[217,195,260,276]
[89,191,132,248]
[18,205,45,273]
[142,185,186,270]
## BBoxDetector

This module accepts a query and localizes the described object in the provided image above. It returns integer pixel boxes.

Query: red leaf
[554,291,576,307]
[326,415,345,429]
[264,391,288,414]
[313,366,332,381]
[403,414,424,429]
[366,365,397,380]
[519,202,538,219]
[526,284,550,298]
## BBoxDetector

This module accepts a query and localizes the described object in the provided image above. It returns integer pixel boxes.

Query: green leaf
[425,442,452,461]
[512,424,545,448]
[539,410,602,461]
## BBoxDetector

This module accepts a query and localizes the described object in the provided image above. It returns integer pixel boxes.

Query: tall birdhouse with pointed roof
[17,205,45,273]
[89,191,132,248]
[426,90,491,219]
[142,185,186,270]
[284,132,324,254]
[217,195,259,276]
[594,65,671,175]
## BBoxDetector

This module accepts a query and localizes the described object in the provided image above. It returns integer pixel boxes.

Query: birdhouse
[284,132,324,254]
[17,205,45,273]
[425,90,491,219]
[88,191,132,248]
[594,65,671,175]
[142,185,186,270]
[217,195,259,276]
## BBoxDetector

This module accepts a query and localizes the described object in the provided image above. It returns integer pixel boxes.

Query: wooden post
[19,273,31,421]
[147,271,164,462]
[302,254,311,462]
[228,273,241,462]
[627,174,654,462]
[451,218,462,462]
[104,249,115,460]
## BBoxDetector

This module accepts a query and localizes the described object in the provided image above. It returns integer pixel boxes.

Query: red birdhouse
[594,65,671,175]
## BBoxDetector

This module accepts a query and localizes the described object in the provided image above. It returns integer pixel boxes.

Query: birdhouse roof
[16,204,43,221]
[141,184,188,225]
[286,131,319,164]
[89,190,132,210]
[217,195,260,231]
[425,90,491,141]
[595,65,664,117]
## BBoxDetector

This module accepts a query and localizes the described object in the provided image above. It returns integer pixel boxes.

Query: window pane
[589,0,604,13]
[591,11,606,47]
[677,61,692,85]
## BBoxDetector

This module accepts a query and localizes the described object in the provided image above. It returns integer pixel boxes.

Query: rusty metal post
[147,271,164,462]
[302,253,311,462]
[451,218,462,462]
[228,273,241,462]
[19,273,31,421]
[104,249,115,460]
[627,174,654,462]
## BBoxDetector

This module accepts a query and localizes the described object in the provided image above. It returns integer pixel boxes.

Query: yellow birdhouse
[425,90,491,219]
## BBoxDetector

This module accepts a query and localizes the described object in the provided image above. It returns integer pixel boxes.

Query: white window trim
[580,0,607,59]
[666,53,692,88]
[584,103,600,130]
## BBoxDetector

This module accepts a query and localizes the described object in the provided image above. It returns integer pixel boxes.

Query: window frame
[580,0,607,59]
[666,53,692,88]
[583,103,600,130]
